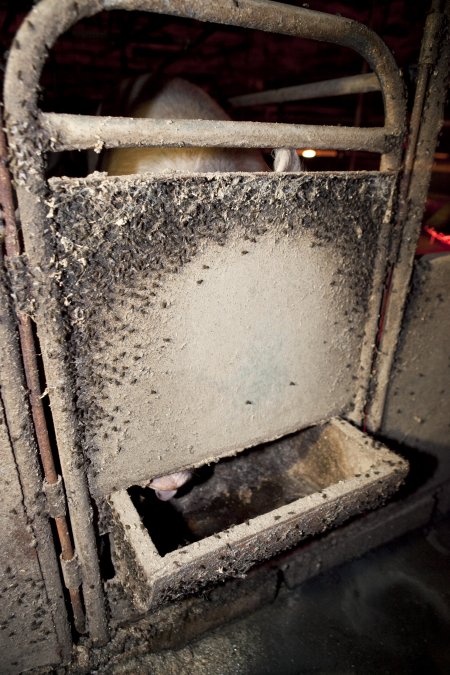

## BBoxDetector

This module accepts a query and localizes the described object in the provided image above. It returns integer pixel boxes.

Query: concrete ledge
[281,490,435,589]
[108,419,407,611]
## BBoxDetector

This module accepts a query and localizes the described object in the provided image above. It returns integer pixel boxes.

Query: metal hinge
[60,553,82,590]
[43,475,67,519]
[43,476,82,590]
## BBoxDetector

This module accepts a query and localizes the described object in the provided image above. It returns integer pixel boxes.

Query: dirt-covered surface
[130,428,325,551]
[45,171,395,498]
[382,254,450,477]
[50,515,450,674]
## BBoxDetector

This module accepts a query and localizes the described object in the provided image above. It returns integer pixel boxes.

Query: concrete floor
[76,515,450,674]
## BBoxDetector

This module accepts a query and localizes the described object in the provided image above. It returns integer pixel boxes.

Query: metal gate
[2,0,448,660]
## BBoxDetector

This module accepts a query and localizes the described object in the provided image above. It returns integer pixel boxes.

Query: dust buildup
[6,114,49,191]
[45,172,394,492]
[4,253,36,317]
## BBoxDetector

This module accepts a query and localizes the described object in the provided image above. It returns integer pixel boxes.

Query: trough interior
[128,422,377,556]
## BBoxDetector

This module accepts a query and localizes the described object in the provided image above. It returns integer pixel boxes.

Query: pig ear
[273,148,303,172]
[155,489,178,501]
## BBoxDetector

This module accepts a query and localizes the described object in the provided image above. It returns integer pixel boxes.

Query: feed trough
[109,419,407,610]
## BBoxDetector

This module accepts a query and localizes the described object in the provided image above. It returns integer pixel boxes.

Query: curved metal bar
[3,0,109,646]
[103,0,406,144]
[4,0,406,169]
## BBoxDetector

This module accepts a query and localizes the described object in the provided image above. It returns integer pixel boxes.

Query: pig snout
[147,470,193,501]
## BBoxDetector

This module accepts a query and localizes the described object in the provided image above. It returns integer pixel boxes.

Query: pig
[104,77,301,175]
[105,78,301,500]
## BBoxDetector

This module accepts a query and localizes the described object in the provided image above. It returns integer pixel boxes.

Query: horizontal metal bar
[41,113,396,154]
[229,73,381,107]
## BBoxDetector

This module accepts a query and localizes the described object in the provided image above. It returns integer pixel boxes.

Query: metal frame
[2,0,415,643]
[41,113,393,155]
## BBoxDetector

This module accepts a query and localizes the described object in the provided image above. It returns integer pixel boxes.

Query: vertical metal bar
[2,3,109,641]
[0,116,86,635]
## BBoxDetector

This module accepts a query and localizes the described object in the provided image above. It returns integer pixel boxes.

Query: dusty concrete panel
[46,172,395,497]
[105,560,279,640]
[108,419,407,611]
[66,506,450,674]
[382,254,450,487]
